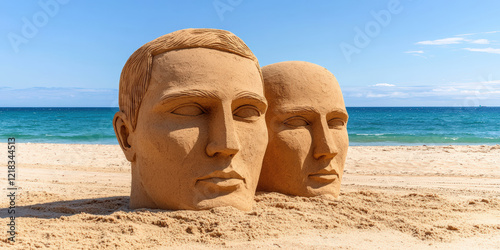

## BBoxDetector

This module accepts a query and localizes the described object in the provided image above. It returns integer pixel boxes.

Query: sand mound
[2,190,498,249]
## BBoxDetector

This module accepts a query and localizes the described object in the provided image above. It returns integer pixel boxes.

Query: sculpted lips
[196,170,245,191]
[308,169,339,183]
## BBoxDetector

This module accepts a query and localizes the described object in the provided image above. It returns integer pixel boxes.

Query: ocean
[0,107,499,146]
[348,107,500,146]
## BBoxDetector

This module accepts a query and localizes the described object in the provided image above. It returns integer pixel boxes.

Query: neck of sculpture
[130,162,157,209]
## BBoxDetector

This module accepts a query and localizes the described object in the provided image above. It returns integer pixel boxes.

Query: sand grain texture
[1,143,499,249]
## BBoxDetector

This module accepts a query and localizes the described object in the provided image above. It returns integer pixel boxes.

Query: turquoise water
[348,107,500,145]
[0,108,118,144]
[0,107,499,145]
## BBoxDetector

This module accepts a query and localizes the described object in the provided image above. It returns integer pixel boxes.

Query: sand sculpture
[113,29,268,211]
[257,61,349,197]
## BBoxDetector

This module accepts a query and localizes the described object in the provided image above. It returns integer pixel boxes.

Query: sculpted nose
[313,119,337,160]
[206,107,241,157]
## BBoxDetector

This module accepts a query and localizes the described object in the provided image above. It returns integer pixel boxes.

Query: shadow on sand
[1,196,131,219]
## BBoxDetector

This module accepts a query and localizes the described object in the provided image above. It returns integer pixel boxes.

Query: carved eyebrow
[155,89,267,111]
[234,91,267,105]
[158,89,219,104]
[282,106,319,114]
[278,106,349,120]
[330,109,349,121]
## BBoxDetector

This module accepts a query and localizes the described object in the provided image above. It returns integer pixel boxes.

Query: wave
[0,133,118,145]
[349,133,500,145]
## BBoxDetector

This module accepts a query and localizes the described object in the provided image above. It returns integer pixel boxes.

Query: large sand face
[119,48,268,211]
[258,61,348,197]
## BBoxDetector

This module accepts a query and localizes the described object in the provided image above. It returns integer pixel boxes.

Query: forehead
[148,48,264,97]
[263,62,346,113]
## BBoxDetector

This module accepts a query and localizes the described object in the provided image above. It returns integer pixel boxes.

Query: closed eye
[284,116,309,128]
[233,105,261,121]
[171,104,206,116]
[328,118,345,128]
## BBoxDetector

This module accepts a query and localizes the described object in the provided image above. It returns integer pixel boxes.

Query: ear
[113,111,136,162]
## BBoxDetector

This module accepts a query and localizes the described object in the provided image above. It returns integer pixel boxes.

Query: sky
[1,0,499,107]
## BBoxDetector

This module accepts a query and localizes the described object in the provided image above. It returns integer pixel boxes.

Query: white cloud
[457,33,475,37]
[373,83,395,87]
[343,79,500,106]
[366,93,388,98]
[415,33,495,46]
[416,37,465,45]
[389,92,409,98]
[412,33,499,57]
[460,90,481,95]
[432,87,458,92]
[0,87,118,107]
[366,91,409,98]
[470,39,490,44]
[463,47,500,54]
[457,31,500,36]
[405,50,424,54]
[482,80,500,84]
[350,93,363,97]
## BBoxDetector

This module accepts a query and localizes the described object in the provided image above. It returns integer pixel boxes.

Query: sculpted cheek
[276,129,312,159]
[167,127,202,156]
[332,129,349,177]
[253,124,269,158]
[136,125,201,183]
[236,122,268,185]
[265,129,312,194]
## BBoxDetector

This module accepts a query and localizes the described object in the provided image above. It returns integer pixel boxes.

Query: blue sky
[1,0,499,107]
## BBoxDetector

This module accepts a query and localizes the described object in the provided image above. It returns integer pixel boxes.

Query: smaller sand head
[258,61,349,197]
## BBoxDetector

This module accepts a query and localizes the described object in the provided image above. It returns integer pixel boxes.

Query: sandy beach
[1,143,499,249]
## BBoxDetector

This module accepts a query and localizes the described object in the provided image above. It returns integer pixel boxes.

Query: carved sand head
[113,29,268,211]
[258,61,348,197]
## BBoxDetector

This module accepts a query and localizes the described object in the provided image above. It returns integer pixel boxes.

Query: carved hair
[119,28,262,129]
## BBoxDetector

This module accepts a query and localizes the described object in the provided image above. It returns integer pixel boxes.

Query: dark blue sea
[0,107,499,145]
